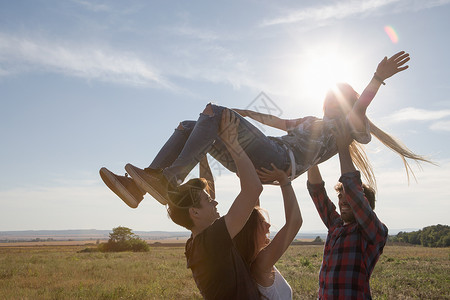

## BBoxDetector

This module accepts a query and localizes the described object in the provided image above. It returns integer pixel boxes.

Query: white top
[256,266,292,300]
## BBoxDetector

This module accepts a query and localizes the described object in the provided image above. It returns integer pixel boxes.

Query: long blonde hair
[347,118,435,189]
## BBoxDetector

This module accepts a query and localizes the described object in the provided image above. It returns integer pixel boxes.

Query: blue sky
[1,0,449,233]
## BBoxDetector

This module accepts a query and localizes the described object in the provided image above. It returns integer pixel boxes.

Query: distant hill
[0,229,327,242]
[0,229,190,242]
[0,227,422,243]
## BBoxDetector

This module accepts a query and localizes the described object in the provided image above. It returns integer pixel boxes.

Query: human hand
[375,51,410,81]
[256,163,290,186]
[219,108,240,148]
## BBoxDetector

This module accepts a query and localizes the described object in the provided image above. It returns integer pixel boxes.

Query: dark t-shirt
[185,217,260,300]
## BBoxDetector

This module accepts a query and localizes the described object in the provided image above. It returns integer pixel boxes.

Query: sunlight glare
[288,49,360,107]
[307,52,354,95]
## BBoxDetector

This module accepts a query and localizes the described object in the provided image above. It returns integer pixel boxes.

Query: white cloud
[0,33,172,88]
[260,0,450,27]
[430,120,450,132]
[162,37,262,91]
[260,0,400,27]
[384,107,450,123]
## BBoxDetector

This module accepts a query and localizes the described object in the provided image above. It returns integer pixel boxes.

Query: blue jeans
[149,104,290,186]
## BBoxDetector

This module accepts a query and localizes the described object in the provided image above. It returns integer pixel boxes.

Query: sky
[1,0,449,234]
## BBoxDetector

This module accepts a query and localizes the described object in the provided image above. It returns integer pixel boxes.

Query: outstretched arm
[307,165,341,229]
[232,108,304,132]
[253,164,302,273]
[221,109,263,239]
[335,122,388,243]
[348,51,410,133]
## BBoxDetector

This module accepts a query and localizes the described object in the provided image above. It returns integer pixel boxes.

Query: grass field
[0,244,448,299]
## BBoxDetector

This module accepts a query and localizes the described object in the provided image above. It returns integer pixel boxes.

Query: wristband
[373,73,386,85]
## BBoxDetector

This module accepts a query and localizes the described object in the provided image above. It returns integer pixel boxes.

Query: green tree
[109,226,136,243]
[99,226,149,252]
[313,236,323,243]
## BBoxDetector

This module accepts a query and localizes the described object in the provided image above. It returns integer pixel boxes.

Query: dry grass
[0,244,448,299]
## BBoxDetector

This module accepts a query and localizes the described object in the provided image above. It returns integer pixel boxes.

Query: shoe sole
[99,167,139,208]
[125,164,168,205]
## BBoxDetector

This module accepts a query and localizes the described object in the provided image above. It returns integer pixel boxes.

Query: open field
[0,244,448,299]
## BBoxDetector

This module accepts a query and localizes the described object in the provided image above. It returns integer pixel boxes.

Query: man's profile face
[196,190,220,224]
[338,190,356,224]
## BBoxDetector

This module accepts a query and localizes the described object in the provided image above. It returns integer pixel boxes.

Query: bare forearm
[307,165,323,184]
[254,183,301,271]
[228,143,262,195]
[237,109,286,131]
[353,77,382,116]
[281,184,302,229]
[224,141,262,239]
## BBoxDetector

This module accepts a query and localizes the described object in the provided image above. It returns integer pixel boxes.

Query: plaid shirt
[307,171,388,300]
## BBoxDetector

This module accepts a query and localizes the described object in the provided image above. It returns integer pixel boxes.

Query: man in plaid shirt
[307,123,388,299]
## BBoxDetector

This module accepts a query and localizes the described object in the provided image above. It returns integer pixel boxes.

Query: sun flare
[286,48,361,105]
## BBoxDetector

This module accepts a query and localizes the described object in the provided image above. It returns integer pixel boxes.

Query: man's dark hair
[334,182,376,209]
[167,178,209,230]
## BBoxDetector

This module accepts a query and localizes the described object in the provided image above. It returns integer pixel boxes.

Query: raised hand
[375,51,410,81]
[256,163,290,185]
[219,108,240,148]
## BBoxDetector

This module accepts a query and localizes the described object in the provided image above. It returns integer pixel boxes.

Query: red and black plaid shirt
[307,171,388,300]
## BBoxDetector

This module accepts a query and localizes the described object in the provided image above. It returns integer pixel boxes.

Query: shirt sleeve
[339,171,388,245]
[307,181,342,230]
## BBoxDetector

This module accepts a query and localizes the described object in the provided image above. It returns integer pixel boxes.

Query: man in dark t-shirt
[185,217,259,299]
[166,109,262,299]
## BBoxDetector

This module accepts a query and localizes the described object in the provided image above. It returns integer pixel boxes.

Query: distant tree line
[390,224,450,247]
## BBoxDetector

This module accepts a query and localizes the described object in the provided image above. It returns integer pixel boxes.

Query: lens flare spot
[384,25,398,44]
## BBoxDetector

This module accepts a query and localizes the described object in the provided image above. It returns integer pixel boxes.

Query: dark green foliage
[77,247,99,253]
[313,236,323,243]
[391,224,450,247]
[98,226,149,252]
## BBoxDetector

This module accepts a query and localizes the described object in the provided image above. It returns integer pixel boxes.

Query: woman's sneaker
[99,167,145,208]
[124,164,169,205]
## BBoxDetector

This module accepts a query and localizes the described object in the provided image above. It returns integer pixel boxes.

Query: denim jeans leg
[208,110,289,176]
[164,104,290,186]
[163,105,223,186]
[149,120,196,170]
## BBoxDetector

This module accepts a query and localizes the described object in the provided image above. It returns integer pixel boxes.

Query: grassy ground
[0,244,448,299]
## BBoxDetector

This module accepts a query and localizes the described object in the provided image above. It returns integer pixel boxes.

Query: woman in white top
[234,164,302,300]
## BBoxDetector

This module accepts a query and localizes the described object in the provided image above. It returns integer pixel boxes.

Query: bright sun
[286,47,361,103]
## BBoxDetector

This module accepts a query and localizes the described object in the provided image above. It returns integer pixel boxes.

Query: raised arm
[335,122,388,243]
[348,51,410,132]
[307,165,341,229]
[253,164,302,273]
[221,109,263,239]
[307,165,323,185]
[232,108,304,132]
